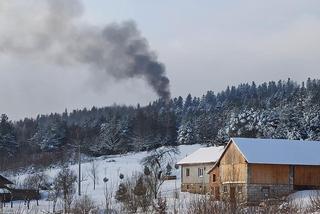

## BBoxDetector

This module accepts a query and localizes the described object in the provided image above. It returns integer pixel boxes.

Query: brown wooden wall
[209,166,220,199]
[209,167,220,188]
[294,166,320,186]
[249,164,289,184]
[220,142,247,183]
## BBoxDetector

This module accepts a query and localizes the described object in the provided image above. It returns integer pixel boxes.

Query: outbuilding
[177,146,224,194]
[0,175,13,202]
[208,138,320,204]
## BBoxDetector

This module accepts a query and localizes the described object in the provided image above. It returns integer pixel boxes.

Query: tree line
[1,78,320,170]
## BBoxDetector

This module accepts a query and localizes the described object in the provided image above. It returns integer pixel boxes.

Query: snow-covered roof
[232,138,320,165]
[177,146,224,165]
[0,188,11,194]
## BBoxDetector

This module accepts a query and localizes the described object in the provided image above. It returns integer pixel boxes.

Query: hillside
[1,78,320,171]
[3,144,204,213]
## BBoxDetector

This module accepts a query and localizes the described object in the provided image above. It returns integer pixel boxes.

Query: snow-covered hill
[3,144,204,213]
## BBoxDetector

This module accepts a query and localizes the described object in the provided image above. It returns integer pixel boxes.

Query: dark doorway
[230,186,237,213]
[230,187,236,202]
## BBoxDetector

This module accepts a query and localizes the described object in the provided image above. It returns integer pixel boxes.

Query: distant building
[208,138,320,204]
[0,175,13,188]
[0,175,13,202]
[177,146,224,194]
[0,175,39,202]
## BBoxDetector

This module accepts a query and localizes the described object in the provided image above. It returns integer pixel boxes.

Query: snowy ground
[1,144,204,213]
[288,190,320,210]
[4,144,320,213]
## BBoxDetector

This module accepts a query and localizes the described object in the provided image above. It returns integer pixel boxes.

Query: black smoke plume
[0,0,170,100]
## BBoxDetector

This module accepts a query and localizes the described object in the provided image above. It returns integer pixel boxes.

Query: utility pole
[76,128,81,196]
[78,142,81,196]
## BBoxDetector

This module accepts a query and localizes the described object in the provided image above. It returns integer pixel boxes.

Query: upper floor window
[212,174,216,182]
[198,168,204,177]
[186,168,190,176]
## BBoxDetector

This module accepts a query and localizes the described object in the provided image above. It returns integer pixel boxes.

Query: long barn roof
[177,146,224,165]
[232,138,320,165]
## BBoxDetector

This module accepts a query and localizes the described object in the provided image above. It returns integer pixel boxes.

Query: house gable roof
[207,139,238,173]
[208,137,320,174]
[177,146,224,165]
[232,137,320,165]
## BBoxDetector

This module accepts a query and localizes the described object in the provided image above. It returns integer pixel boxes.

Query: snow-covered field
[2,144,204,213]
[3,144,320,213]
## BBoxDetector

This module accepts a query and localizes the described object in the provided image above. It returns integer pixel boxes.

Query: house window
[186,185,189,189]
[186,168,190,177]
[223,186,228,193]
[198,168,204,177]
[261,186,270,197]
[212,174,216,182]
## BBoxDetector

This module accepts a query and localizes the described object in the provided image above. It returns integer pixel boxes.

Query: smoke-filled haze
[0,0,170,101]
[1,0,320,119]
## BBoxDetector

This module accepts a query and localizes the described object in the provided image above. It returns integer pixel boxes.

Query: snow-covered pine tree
[0,114,18,157]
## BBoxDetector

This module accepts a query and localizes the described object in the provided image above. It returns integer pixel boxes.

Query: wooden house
[0,175,39,202]
[208,138,320,204]
[0,175,13,202]
[177,146,224,194]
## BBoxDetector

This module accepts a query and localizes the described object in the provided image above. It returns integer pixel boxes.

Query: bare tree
[88,160,99,190]
[72,195,98,214]
[48,178,61,213]
[23,172,49,190]
[153,194,167,214]
[186,195,230,214]
[54,167,77,213]
[141,147,179,199]
[21,173,48,207]
[115,173,152,213]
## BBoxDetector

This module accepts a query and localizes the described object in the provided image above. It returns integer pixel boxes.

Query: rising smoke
[0,0,170,100]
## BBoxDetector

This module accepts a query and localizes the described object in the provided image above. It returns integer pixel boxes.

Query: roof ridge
[232,138,320,165]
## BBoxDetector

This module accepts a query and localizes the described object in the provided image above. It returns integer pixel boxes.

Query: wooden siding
[249,164,289,184]
[294,165,320,186]
[220,142,247,183]
[209,166,220,199]
[209,166,220,186]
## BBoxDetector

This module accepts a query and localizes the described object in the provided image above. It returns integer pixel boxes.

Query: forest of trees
[1,78,320,170]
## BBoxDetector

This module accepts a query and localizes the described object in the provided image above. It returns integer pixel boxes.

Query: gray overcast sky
[1,0,320,120]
